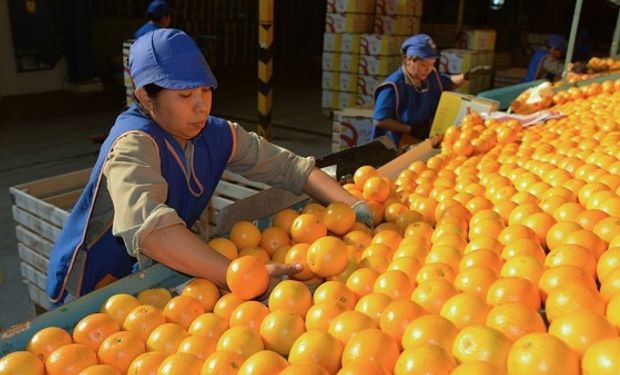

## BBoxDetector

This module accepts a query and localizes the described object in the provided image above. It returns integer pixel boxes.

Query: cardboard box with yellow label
[326,13,374,33]
[326,0,375,14]
[374,15,420,35]
[359,34,405,56]
[375,0,423,16]
[429,92,499,137]
[465,29,496,51]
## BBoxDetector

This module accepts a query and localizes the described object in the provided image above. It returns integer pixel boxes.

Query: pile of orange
[4,80,620,374]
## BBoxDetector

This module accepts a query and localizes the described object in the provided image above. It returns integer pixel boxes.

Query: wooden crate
[9,168,307,311]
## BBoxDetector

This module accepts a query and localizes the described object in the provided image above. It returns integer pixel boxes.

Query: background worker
[47,29,373,305]
[522,34,568,82]
[373,33,490,147]
[134,0,172,39]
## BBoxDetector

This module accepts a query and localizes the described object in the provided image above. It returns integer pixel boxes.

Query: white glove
[351,200,374,228]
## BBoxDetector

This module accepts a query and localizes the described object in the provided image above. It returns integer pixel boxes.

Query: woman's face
[405,57,437,81]
[142,87,212,145]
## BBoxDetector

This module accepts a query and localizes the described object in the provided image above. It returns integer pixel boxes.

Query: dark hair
[143,83,165,97]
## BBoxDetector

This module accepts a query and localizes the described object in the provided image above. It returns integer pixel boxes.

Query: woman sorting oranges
[47,29,372,305]
[373,34,489,147]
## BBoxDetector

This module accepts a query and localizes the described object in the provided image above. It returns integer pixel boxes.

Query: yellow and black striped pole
[258,0,273,140]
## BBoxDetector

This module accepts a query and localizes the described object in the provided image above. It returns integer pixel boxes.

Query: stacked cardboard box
[321,0,375,111]
[438,29,495,95]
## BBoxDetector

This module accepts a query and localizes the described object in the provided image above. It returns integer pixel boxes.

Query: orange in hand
[226,256,269,300]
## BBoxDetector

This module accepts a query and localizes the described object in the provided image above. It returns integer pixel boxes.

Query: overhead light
[490,0,505,10]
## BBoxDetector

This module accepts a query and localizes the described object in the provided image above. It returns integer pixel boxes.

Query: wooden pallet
[9,168,307,312]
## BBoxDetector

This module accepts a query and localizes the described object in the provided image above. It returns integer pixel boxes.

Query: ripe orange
[373,270,414,300]
[272,208,299,234]
[597,247,620,282]
[259,227,290,256]
[126,351,166,375]
[26,327,73,362]
[453,266,498,300]
[145,322,189,355]
[401,314,458,353]
[545,281,606,322]
[486,302,545,341]
[328,310,377,345]
[78,364,121,375]
[181,278,221,312]
[387,256,422,282]
[498,224,539,245]
[600,268,620,301]
[228,300,269,333]
[216,326,265,359]
[459,249,502,273]
[290,213,328,244]
[439,292,490,330]
[45,344,98,375]
[545,244,597,278]
[226,255,269,300]
[538,265,597,302]
[548,308,616,356]
[100,294,141,327]
[337,359,389,375]
[500,238,546,262]
[207,237,238,260]
[313,280,357,310]
[97,331,145,373]
[305,302,348,332]
[122,304,166,343]
[136,288,172,311]
[593,216,620,244]
[157,353,202,375]
[342,328,399,372]
[229,220,261,250]
[411,278,457,314]
[346,267,379,299]
[0,351,44,375]
[363,176,390,202]
[394,345,456,374]
[237,350,288,375]
[177,335,217,361]
[343,230,373,251]
[354,165,380,188]
[415,262,456,284]
[452,325,512,369]
[268,279,312,317]
[500,255,544,284]
[213,293,245,321]
[354,292,393,323]
[162,295,204,330]
[322,202,356,235]
[237,246,270,263]
[581,337,620,375]
[188,312,228,341]
[259,309,306,356]
[507,333,580,375]
[288,330,343,374]
[463,236,503,256]
[486,276,541,310]
[379,299,426,346]
[72,313,120,351]
[284,243,316,281]
[546,221,583,251]
[450,361,505,375]
[306,236,348,277]
[200,350,245,375]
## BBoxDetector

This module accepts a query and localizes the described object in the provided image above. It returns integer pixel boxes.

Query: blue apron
[373,67,447,146]
[47,105,233,304]
[523,49,549,82]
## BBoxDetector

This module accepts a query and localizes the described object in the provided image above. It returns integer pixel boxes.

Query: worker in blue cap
[46,29,373,305]
[134,0,172,39]
[373,33,490,147]
[522,34,567,82]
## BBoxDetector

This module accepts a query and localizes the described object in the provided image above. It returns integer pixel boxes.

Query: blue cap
[401,34,438,59]
[146,0,171,19]
[130,28,217,90]
[547,34,567,53]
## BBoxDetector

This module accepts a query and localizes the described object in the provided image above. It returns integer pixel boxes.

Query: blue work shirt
[134,21,160,39]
